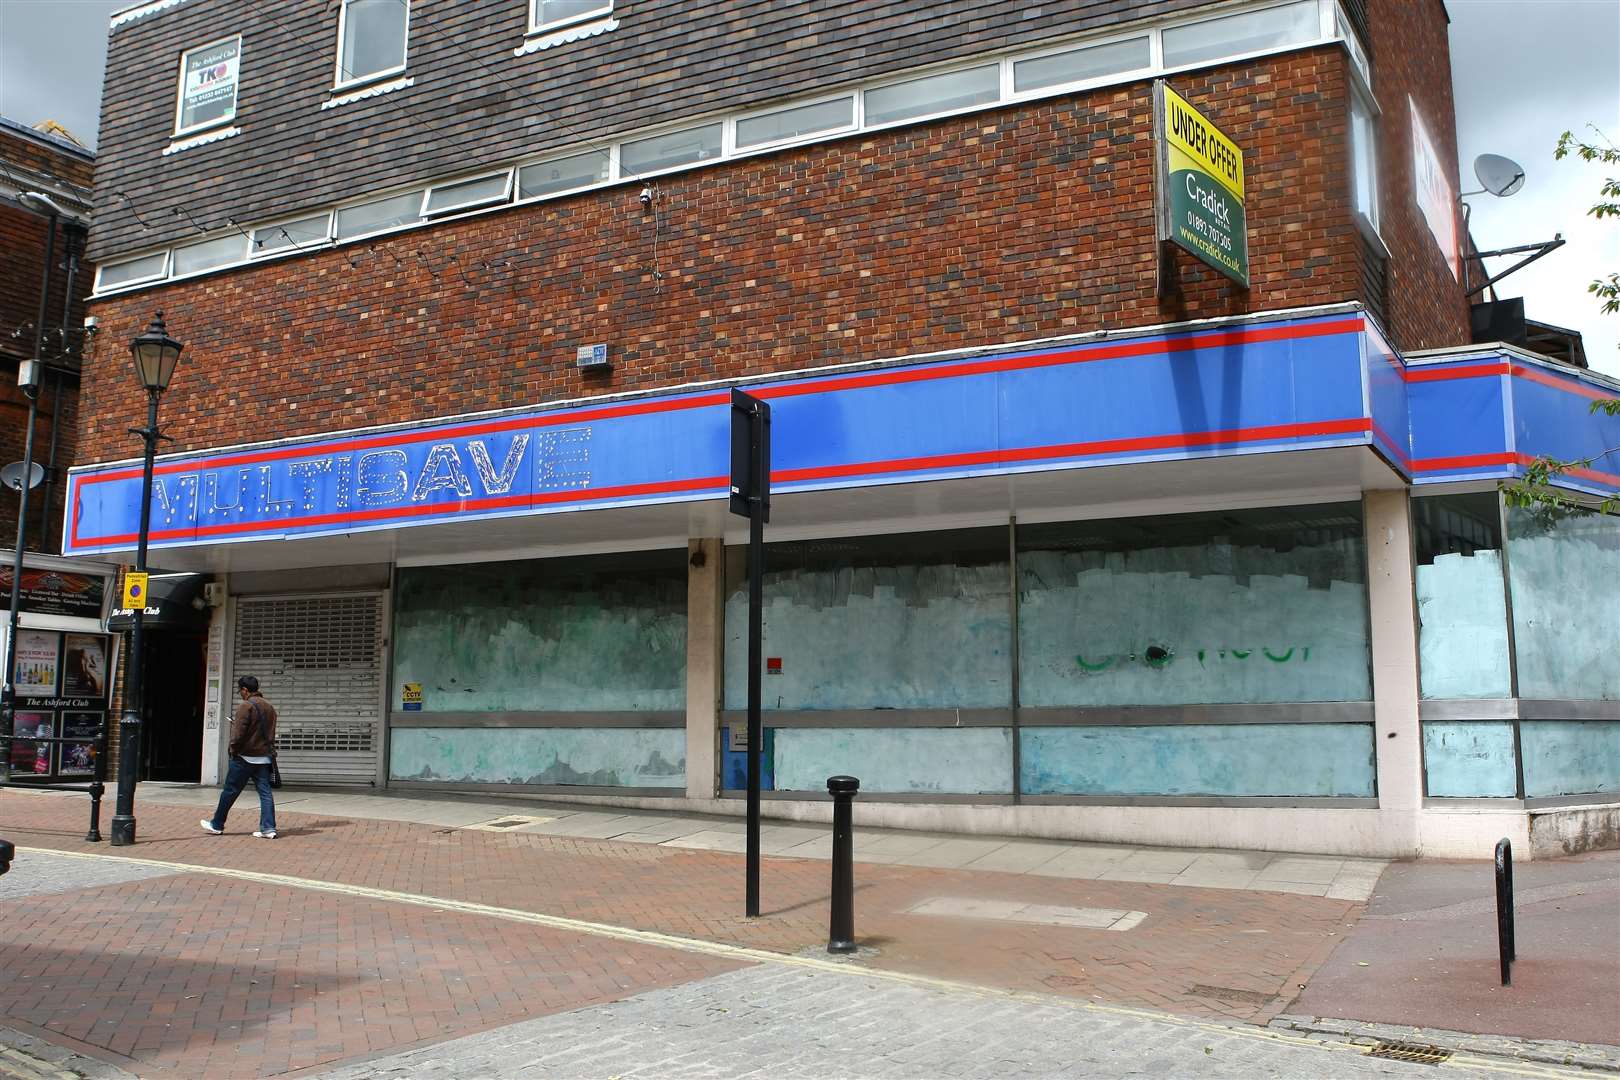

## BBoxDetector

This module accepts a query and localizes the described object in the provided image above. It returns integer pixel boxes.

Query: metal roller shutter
[231,592,385,785]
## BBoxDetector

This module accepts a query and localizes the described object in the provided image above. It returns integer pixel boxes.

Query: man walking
[201,675,278,838]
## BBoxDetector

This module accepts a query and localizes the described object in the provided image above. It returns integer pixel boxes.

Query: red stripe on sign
[1510,364,1618,402]
[1410,452,1516,472]
[1401,362,1509,383]
[776,419,1371,483]
[1513,453,1620,488]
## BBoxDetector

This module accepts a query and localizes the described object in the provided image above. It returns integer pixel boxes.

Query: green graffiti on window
[1077,644,1314,674]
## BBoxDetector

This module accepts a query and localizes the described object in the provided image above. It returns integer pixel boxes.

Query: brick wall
[1365,0,1472,351]
[82,48,1387,465]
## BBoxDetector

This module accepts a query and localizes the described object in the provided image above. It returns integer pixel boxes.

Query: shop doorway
[141,630,205,782]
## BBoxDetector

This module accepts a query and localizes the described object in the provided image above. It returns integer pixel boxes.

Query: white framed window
[174,34,242,137]
[735,95,855,151]
[96,252,169,291]
[620,123,723,174]
[863,65,998,127]
[517,150,612,200]
[335,190,423,240]
[530,0,612,34]
[251,213,332,256]
[171,233,248,277]
[1161,0,1320,69]
[336,0,409,89]
[423,171,513,216]
[1013,35,1150,95]
[1350,90,1379,232]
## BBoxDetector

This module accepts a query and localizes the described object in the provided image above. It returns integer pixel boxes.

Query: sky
[0,0,1616,375]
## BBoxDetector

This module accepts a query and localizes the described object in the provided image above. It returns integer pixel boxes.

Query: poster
[62,634,109,698]
[177,36,240,134]
[14,629,59,696]
[9,710,52,775]
[58,712,102,776]
[0,567,105,618]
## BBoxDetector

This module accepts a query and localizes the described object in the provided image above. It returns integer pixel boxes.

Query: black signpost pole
[730,389,770,918]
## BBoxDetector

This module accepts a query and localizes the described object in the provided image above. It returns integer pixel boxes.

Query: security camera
[83,315,99,334]
[639,186,653,208]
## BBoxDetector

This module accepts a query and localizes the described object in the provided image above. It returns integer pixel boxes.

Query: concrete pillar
[1365,490,1423,855]
[199,579,230,786]
[685,538,724,800]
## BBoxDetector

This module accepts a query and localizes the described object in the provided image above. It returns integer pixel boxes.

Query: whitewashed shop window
[174,35,242,136]
[1013,35,1150,94]
[251,213,331,256]
[530,0,612,33]
[1350,90,1379,230]
[1161,0,1319,68]
[517,150,611,199]
[171,233,248,276]
[620,123,723,174]
[336,0,409,88]
[97,252,169,290]
[423,172,512,215]
[735,96,854,150]
[864,65,998,126]
[335,190,422,239]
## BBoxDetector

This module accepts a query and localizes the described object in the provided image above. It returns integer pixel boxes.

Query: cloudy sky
[1,0,1616,374]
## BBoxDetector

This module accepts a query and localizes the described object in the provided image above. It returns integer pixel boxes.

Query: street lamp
[2,191,62,783]
[109,312,183,846]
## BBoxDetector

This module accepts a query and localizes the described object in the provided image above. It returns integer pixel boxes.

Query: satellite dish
[1,462,44,492]
[1475,153,1526,198]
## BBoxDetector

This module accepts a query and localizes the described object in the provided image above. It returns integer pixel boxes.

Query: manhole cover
[1366,1041,1452,1065]
[465,815,555,831]
[483,818,531,829]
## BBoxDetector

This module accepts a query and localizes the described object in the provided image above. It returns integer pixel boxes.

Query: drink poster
[10,710,52,774]
[62,634,109,697]
[59,712,102,776]
[14,629,59,696]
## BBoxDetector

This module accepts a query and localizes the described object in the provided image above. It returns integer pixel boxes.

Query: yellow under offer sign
[1156,80,1249,287]
[121,571,149,611]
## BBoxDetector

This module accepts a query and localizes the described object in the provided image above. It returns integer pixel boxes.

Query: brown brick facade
[82,47,1393,465]
[1364,0,1472,351]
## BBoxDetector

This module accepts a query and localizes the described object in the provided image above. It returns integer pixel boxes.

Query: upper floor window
[530,0,612,34]
[1350,92,1379,232]
[174,35,241,137]
[1161,0,1320,69]
[337,0,409,88]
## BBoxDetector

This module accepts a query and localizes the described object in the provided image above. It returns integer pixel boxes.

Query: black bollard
[1494,837,1515,986]
[0,838,13,877]
[827,775,860,954]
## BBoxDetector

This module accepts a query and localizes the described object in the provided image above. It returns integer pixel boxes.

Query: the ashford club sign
[1155,80,1250,288]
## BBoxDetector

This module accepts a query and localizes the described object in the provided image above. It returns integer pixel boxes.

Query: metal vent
[275,722,376,754]
[1366,1042,1452,1066]
[234,594,381,669]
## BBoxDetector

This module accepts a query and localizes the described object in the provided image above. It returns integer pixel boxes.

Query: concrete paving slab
[1254,857,1345,885]
[1116,849,1199,874]
[526,814,645,838]
[1171,868,1261,891]
[1099,868,1179,885]
[962,841,1071,874]
[661,830,747,853]
[1188,850,1274,871]
[1257,880,1331,897]
[895,839,1007,869]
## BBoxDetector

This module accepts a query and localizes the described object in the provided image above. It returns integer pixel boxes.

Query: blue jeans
[210,757,276,833]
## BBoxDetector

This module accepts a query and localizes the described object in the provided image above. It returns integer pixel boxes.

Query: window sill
[514,15,618,56]
[163,125,241,156]
[322,75,414,111]
[1353,211,1390,259]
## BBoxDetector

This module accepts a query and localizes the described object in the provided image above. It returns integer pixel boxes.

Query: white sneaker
[253,830,277,839]
[200,819,223,835]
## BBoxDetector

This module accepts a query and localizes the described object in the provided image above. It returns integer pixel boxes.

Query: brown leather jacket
[229,694,277,759]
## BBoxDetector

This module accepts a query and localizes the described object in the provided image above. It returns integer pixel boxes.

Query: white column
[685,538,724,800]
[199,578,230,786]
[1365,490,1423,856]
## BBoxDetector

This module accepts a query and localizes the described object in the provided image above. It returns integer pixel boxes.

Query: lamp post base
[109,815,136,846]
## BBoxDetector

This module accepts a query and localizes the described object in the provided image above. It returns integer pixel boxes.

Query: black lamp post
[109,312,182,846]
[2,191,61,782]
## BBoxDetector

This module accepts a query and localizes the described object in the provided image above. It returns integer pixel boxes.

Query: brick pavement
[315,965,1500,1080]
[0,791,1359,1027]
[0,854,739,1078]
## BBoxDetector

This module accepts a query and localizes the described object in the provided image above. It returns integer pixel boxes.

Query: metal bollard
[1494,837,1515,986]
[827,775,860,954]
